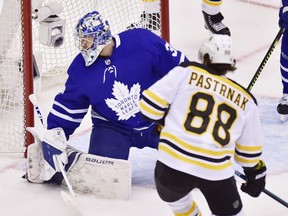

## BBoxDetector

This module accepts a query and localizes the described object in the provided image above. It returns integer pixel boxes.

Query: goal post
[160,0,170,42]
[0,0,170,156]
[23,0,35,157]
[0,0,34,155]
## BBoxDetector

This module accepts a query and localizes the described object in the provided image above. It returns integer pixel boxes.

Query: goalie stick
[247,28,285,91]
[28,94,45,127]
[235,170,288,208]
[28,94,85,215]
[56,155,84,215]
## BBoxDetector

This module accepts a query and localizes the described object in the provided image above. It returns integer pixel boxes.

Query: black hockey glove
[241,160,267,197]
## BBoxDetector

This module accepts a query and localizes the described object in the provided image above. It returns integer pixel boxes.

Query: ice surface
[1,0,288,215]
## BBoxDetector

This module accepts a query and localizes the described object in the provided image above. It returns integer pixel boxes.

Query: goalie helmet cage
[0,0,170,156]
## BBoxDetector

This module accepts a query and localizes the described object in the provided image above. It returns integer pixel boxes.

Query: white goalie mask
[74,11,112,66]
[198,34,234,65]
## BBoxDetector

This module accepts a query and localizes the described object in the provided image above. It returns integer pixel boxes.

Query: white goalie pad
[26,127,58,183]
[63,153,132,200]
[26,142,57,183]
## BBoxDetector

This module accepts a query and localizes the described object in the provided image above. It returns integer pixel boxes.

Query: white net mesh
[0,0,25,153]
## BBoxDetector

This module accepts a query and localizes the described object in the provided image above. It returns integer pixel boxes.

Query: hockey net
[0,0,32,154]
[0,0,169,155]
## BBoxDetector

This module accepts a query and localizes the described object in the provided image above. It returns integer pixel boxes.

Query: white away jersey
[140,62,264,181]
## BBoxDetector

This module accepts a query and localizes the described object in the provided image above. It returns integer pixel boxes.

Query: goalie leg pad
[61,151,132,200]
[26,142,56,183]
[26,142,44,183]
[26,127,60,183]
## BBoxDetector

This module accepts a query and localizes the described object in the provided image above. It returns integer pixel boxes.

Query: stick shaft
[56,156,83,215]
[29,94,83,215]
[247,28,285,91]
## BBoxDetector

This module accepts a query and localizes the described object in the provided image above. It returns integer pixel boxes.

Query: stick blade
[61,191,84,215]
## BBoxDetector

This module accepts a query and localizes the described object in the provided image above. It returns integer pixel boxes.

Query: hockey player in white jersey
[25,10,188,199]
[140,35,266,215]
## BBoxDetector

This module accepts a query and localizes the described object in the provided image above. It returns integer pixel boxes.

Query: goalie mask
[198,34,234,65]
[74,11,112,66]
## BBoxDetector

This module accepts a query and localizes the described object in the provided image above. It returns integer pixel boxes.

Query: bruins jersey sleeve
[140,62,264,181]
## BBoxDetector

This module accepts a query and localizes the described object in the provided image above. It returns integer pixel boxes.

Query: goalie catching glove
[241,160,267,197]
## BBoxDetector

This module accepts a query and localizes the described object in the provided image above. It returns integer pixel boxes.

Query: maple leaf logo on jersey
[105,81,141,120]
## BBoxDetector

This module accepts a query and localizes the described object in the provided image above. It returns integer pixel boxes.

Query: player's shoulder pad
[179,61,258,105]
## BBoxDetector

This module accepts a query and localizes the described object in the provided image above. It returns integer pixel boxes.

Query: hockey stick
[56,156,84,215]
[235,170,288,208]
[28,94,84,215]
[247,28,285,91]
[28,94,46,128]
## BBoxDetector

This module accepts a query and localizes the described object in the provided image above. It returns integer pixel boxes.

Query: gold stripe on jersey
[234,142,262,167]
[159,144,232,170]
[162,131,234,156]
[202,0,222,7]
[140,90,169,120]
[188,66,251,111]
[139,100,164,117]
[143,89,169,107]
[236,143,262,152]
[234,154,260,166]
[159,131,234,170]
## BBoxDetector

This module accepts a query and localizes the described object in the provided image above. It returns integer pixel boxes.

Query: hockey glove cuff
[279,6,288,29]
[241,160,267,197]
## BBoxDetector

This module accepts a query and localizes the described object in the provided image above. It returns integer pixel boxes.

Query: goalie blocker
[26,142,132,200]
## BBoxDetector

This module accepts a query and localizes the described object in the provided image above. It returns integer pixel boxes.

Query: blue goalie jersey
[47,28,188,139]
